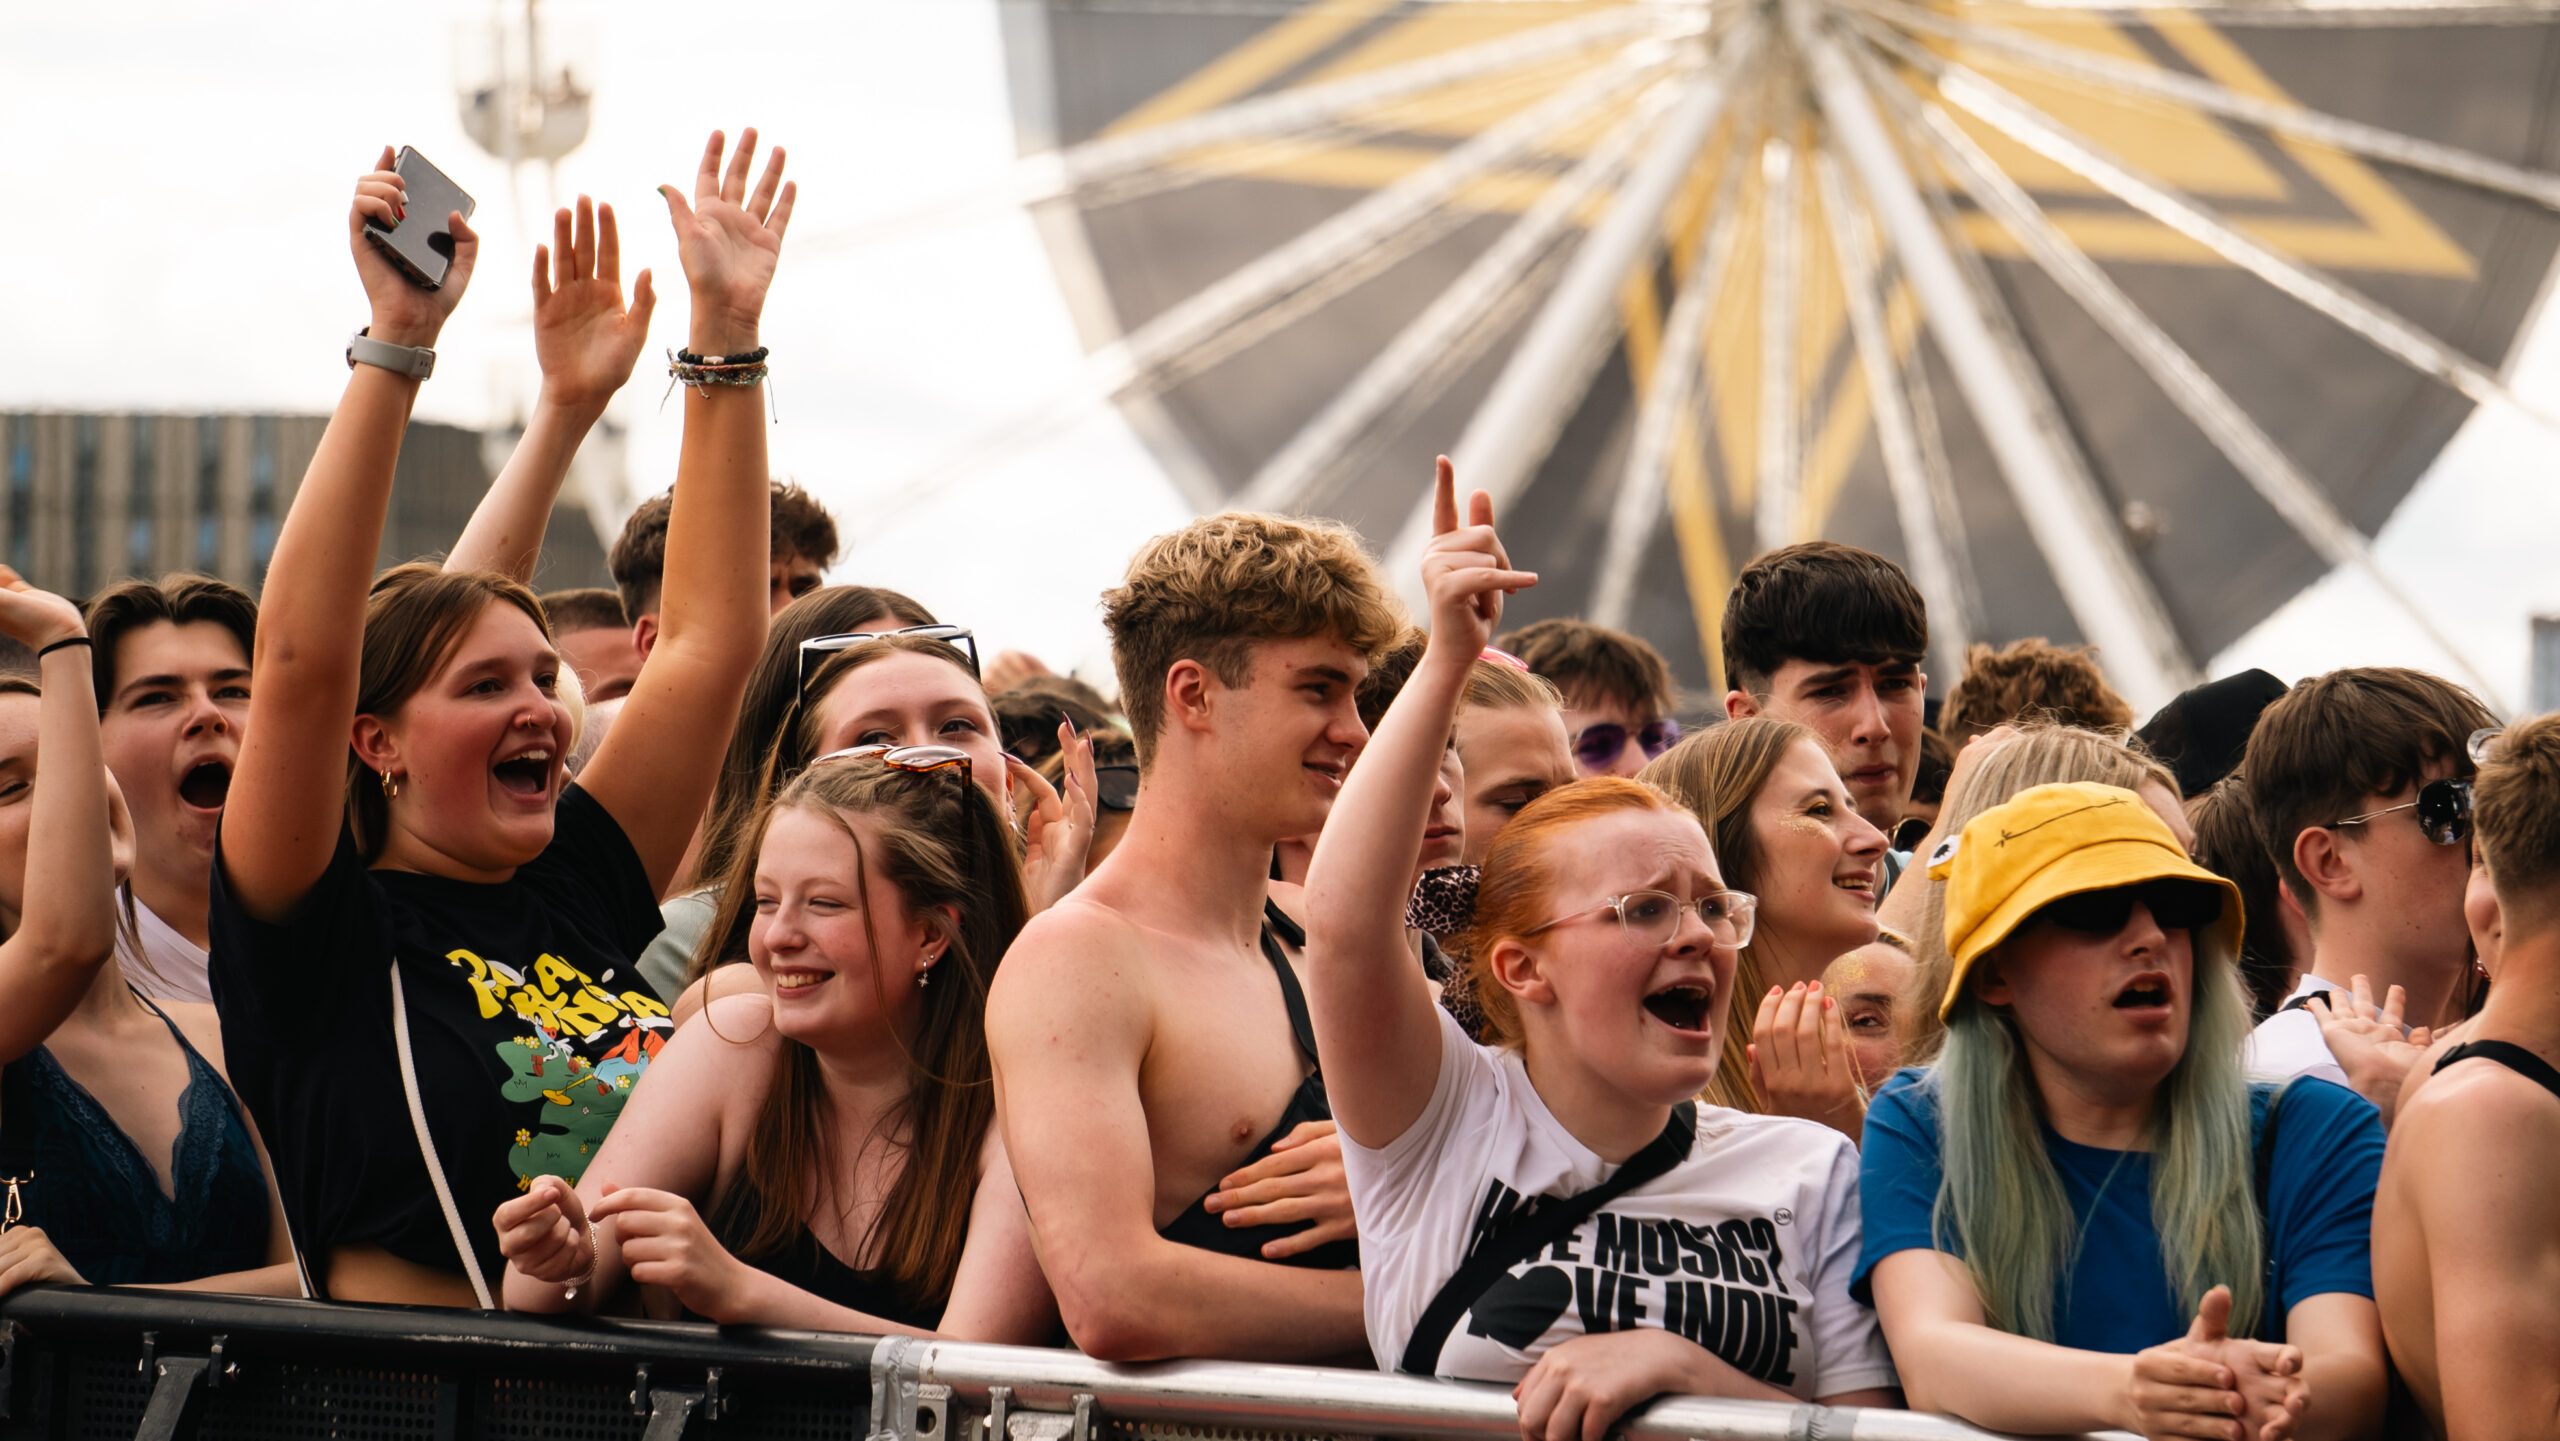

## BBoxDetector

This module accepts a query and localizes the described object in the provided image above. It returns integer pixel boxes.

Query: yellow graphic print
[445,948,671,1189]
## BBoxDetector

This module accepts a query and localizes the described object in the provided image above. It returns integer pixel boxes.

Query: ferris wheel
[965,0,2560,713]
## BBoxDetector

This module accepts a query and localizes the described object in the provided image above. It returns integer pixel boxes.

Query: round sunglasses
[2325,776,2472,847]
[1572,719,1681,773]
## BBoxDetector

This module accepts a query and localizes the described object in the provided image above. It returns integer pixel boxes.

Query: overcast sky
[3,0,2553,713]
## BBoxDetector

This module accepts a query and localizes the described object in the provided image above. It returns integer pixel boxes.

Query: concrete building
[0,412,612,602]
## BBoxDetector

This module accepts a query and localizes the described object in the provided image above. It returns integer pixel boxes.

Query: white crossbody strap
[390,961,496,1309]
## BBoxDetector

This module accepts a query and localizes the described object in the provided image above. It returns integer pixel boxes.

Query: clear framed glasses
[1524,888,1757,949]
[798,625,980,694]
[2328,776,2472,847]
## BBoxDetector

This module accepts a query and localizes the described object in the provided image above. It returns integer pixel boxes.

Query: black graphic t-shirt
[208,785,671,1295]
[1340,1009,1898,1395]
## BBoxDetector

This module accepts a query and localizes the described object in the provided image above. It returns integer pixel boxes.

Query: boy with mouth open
[987,509,1403,1363]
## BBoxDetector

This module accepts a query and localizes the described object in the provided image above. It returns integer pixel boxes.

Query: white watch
[347,328,435,380]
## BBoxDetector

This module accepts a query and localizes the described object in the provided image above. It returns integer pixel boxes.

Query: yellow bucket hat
[1929,781,2243,1019]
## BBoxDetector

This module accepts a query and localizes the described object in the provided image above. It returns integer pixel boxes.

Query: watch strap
[347,328,435,380]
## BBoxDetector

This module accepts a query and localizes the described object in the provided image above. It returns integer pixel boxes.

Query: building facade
[0,412,613,603]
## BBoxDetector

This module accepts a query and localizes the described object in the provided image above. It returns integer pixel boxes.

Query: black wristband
[675,346,769,366]
[35,636,90,660]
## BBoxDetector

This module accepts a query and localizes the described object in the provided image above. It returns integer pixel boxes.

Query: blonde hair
[1908,724,2178,1061]
[1102,512,1404,768]
[1465,657,1565,712]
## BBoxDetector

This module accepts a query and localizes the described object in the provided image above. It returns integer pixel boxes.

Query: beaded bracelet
[665,348,769,399]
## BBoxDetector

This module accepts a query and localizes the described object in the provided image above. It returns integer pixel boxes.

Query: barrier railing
[0,1288,2126,1441]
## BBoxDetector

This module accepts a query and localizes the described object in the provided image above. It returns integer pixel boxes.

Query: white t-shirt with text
[1340,1008,1898,1397]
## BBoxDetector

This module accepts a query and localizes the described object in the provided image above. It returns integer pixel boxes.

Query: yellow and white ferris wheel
[979,0,2560,710]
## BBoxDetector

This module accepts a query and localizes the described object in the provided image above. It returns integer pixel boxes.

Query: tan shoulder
[157,1000,229,1076]
[986,898,1154,1042]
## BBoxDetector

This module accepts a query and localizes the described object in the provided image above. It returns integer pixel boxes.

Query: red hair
[1456,777,1683,1048]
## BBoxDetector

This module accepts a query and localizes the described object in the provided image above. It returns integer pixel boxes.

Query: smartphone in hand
[363,147,476,290]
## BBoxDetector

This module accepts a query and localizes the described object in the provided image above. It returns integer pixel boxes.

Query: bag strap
[391,961,496,1309]
[1398,1102,1696,1376]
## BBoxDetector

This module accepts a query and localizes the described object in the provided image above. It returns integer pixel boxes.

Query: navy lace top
[0,996,269,1284]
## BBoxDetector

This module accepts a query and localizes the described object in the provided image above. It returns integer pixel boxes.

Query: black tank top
[698,1226,942,1332]
[1155,902,1357,1270]
[2430,1039,2560,1099]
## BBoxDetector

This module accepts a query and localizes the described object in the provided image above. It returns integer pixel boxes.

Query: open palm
[533,196,655,414]
[662,129,794,353]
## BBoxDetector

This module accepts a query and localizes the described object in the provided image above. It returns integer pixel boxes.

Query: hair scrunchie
[1406,864,1480,938]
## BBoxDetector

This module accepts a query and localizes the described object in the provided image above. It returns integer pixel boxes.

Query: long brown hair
[699,751,1029,1317]
[346,564,551,861]
[1640,717,1815,1113]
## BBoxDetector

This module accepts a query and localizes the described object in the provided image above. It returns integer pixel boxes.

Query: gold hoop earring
[380,769,401,800]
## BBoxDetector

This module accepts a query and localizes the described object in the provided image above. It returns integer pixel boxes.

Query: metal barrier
[0,1288,2124,1441]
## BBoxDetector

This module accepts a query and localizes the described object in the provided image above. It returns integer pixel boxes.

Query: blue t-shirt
[1854,1068,2381,1352]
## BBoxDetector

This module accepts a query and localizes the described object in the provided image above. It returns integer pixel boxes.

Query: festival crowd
[0,131,2550,1441]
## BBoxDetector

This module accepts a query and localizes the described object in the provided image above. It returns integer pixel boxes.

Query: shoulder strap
[391,961,496,1309]
[1261,911,1319,1065]
[1398,1102,1697,1376]
[2253,1079,2293,1220]
[2432,1040,2560,1101]
[2277,991,2327,1016]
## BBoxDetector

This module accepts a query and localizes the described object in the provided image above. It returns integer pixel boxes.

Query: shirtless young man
[987,512,1402,1362]
[2373,710,2560,1441]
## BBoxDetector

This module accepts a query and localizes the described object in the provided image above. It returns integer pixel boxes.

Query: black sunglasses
[798,625,981,694]
[2327,777,2472,847]
[1093,764,1139,812]
[2029,879,2224,937]
[1573,719,1681,773]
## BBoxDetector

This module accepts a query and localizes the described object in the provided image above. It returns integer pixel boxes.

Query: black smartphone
[362,147,477,290]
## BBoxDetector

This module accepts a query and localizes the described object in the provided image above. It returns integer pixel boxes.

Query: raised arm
[987,913,1366,1362]
[578,130,791,891]
[225,151,479,920]
[448,197,655,582]
[1302,457,1534,1148]
[0,575,118,1063]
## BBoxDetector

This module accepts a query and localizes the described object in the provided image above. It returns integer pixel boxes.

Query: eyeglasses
[1093,764,1139,812]
[798,625,981,694]
[811,743,974,788]
[2327,777,2472,847]
[1572,719,1681,773]
[1524,888,1757,949]
[2027,880,2223,937]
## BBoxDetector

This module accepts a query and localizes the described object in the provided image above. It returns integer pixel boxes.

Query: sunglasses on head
[798,625,980,695]
[1573,719,1681,773]
[2327,777,2472,847]
[1093,764,1139,812]
[2028,879,2224,937]
[811,743,974,788]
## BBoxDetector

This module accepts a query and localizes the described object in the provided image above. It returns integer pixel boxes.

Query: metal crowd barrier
[0,1288,2125,1441]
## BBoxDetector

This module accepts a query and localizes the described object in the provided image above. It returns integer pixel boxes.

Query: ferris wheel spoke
[1863,20,2560,435]
[1237,78,1680,514]
[1853,0,2560,212]
[1758,122,1808,555]
[1812,145,1979,677]
[1894,81,2516,711]
[1940,0,2560,25]
[1592,140,1755,631]
[1383,25,1764,606]
[1806,1,2197,712]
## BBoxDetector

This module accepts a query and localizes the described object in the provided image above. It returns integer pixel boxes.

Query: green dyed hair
[1927,925,2264,1342]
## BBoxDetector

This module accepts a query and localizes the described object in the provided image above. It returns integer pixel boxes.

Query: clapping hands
[2126,1285,2308,1441]
[661,129,795,356]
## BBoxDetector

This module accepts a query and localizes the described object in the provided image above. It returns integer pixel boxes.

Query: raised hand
[348,146,479,349]
[2311,975,2434,1125]
[1420,456,1538,663]
[1012,718,1098,911]
[492,1175,595,1286]
[0,567,86,652]
[533,196,656,417]
[1747,980,1865,1139]
[590,1184,759,1323]
[1206,1119,1355,1260]
[660,129,795,355]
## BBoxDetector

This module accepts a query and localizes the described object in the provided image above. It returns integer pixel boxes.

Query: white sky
[2,0,2553,712]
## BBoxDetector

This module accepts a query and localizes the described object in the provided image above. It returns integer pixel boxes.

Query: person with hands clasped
[0,569,296,1298]
[493,751,1054,1340]
[209,133,787,1308]
[1306,460,1897,1441]
[1859,782,2390,1441]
